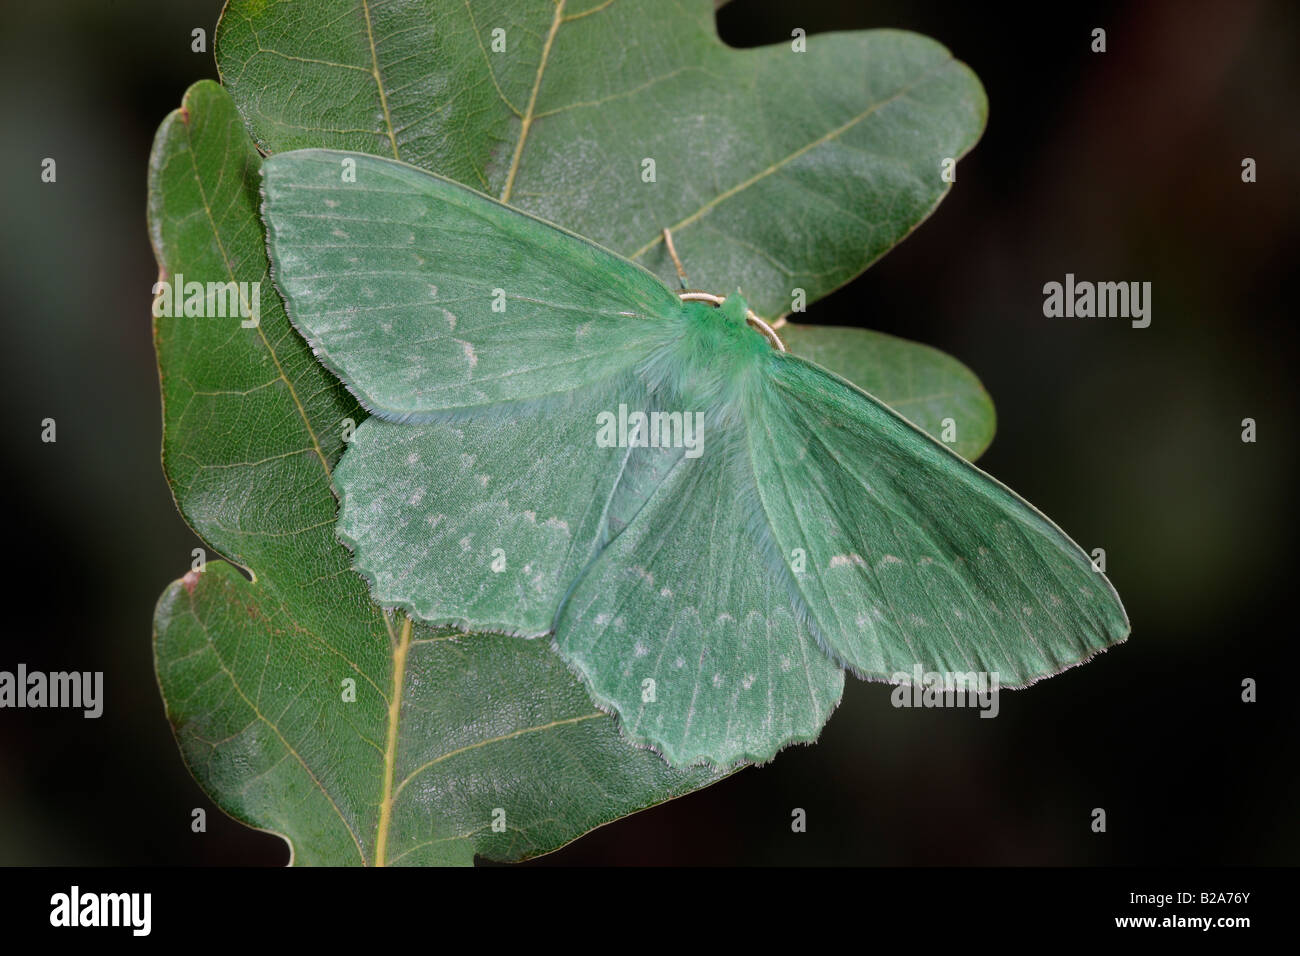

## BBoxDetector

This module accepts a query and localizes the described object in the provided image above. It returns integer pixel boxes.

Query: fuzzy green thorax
[640,292,770,411]
[716,290,750,327]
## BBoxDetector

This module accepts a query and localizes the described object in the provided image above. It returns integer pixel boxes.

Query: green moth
[260,149,1129,769]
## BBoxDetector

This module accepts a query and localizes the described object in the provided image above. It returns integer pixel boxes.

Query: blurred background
[0,0,1294,865]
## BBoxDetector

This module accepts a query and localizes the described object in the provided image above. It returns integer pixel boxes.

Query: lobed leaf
[216,0,992,453]
[150,2,998,862]
[150,80,724,865]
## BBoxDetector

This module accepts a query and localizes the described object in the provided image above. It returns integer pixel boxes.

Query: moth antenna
[662,227,689,289]
[746,312,787,352]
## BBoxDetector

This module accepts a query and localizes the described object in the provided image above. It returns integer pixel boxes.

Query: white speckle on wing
[633,642,648,658]
[406,452,420,465]
[461,340,478,368]
[659,587,673,598]
[427,514,444,530]
[742,674,755,690]
[712,673,724,688]
[674,656,685,669]
[331,228,348,239]
[594,613,611,626]
[477,474,490,487]
[829,553,866,568]
[876,554,903,570]
[459,536,472,552]
[324,198,339,208]
[407,488,425,506]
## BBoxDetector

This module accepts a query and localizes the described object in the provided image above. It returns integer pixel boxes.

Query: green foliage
[150,1,1001,862]
[216,0,993,450]
[151,83,723,865]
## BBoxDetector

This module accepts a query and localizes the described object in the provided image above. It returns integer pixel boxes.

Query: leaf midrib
[374,615,411,865]
[500,0,566,202]
[361,0,401,160]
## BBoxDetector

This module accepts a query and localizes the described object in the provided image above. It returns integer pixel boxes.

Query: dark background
[0,0,1294,865]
